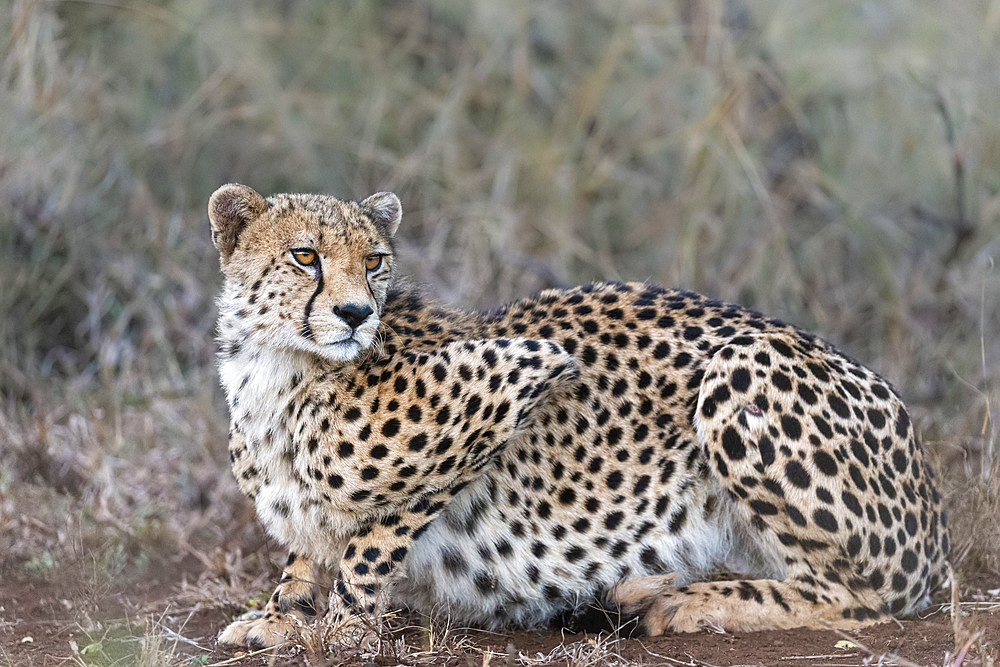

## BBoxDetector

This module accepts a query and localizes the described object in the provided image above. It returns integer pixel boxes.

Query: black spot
[784,460,811,489]
[895,410,911,438]
[812,415,833,438]
[849,440,870,467]
[878,504,893,528]
[841,490,863,517]
[813,508,838,532]
[750,499,778,515]
[436,405,451,425]
[382,418,401,437]
[633,475,650,495]
[892,449,907,474]
[901,549,918,573]
[474,571,496,595]
[721,426,746,460]
[770,338,794,357]
[758,435,775,466]
[828,395,850,419]
[867,408,886,429]
[465,395,482,418]
[668,507,687,533]
[812,450,838,476]
[771,371,792,392]
[786,504,807,526]
[731,368,752,392]
[780,415,802,440]
[847,534,862,557]
[442,548,468,574]
[639,546,662,569]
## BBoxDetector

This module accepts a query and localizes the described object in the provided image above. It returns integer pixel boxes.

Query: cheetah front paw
[218,578,319,648]
[218,607,310,648]
[609,574,695,635]
[317,604,381,650]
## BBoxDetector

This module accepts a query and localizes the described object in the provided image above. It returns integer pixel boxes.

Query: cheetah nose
[333,303,373,329]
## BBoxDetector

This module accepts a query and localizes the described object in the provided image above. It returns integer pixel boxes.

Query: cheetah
[209,183,949,647]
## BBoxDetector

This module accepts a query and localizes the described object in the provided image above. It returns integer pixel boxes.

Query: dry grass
[1,0,999,665]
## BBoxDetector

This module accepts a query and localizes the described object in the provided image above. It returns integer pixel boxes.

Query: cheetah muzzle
[209,184,949,649]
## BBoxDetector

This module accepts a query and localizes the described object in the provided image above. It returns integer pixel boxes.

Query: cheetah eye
[291,248,317,266]
[365,254,383,272]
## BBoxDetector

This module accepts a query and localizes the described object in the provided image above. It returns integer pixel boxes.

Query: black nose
[333,303,374,329]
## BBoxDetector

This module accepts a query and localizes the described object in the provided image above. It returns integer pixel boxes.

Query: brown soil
[2,559,997,667]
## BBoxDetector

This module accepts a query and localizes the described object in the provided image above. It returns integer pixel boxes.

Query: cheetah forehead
[246,194,385,251]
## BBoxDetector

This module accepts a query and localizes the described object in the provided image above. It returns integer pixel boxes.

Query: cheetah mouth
[306,336,364,363]
[303,322,378,362]
[324,338,360,351]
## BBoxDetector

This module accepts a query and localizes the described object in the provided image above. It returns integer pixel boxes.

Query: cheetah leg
[685,333,942,631]
[610,569,887,635]
[218,552,319,648]
[323,492,449,644]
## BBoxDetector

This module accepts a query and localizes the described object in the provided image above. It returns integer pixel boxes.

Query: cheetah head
[209,183,401,363]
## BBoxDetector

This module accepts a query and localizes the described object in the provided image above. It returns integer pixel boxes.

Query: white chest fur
[218,344,304,443]
[218,337,348,558]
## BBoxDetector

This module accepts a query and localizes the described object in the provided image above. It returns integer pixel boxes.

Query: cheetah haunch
[210,184,948,647]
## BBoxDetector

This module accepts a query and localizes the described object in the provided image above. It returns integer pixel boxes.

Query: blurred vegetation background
[1,0,998,588]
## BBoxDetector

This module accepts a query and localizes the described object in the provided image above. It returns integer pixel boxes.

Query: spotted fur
[209,184,948,647]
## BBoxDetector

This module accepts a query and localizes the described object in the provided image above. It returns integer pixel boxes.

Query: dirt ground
[2,553,997,667]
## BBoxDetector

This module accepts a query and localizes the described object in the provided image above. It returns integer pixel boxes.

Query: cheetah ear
[209,183,268,262]
[361,192,402,237]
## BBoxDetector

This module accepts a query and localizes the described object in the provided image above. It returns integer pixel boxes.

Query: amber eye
[291,249,317,266]
[365,254,383,271]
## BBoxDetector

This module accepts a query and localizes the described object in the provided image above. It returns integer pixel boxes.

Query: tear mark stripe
[301,261,324,340]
